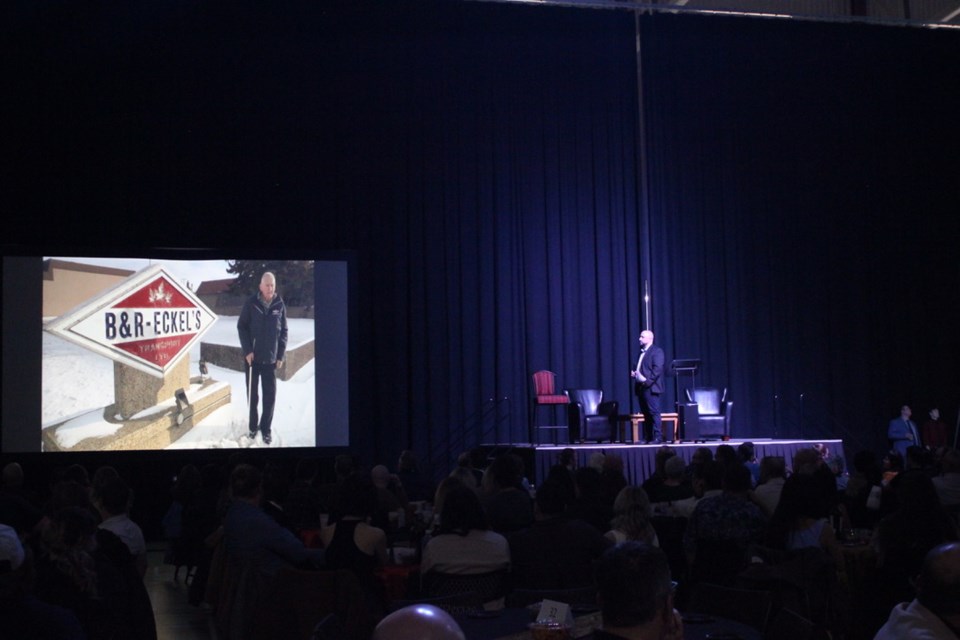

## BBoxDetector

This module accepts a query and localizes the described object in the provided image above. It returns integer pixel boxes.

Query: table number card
[536,599,574,627]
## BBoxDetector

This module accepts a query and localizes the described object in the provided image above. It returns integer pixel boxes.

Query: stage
[479,439,846,487]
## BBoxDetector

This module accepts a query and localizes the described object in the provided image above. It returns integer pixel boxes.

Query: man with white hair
[237,271,288,445]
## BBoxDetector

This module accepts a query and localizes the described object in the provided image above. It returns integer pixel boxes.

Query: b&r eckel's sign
[45,265,218,377]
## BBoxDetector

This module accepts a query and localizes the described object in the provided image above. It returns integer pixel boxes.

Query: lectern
[670,358,701,442]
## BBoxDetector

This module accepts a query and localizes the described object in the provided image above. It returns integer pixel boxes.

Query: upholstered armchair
[685,387,733,440]
[566,389,618,443]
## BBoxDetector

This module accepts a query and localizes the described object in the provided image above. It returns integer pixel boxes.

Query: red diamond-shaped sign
[45,265,218,377]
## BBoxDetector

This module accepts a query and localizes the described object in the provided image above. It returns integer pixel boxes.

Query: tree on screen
[226,260,315,307]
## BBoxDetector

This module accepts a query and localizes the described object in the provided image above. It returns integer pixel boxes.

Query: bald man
[237,272,288,445]
[874,541,960,638]
[632,330,665,443]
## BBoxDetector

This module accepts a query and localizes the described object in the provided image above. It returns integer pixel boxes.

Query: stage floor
[480,438,845,487]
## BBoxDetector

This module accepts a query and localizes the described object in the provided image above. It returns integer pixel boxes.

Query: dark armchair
[685,387,732,440]
[565,389,618,443]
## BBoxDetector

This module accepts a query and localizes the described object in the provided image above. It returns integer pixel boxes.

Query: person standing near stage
[632,330,666,443]
[238,271,287,446]
[887,405,919,459]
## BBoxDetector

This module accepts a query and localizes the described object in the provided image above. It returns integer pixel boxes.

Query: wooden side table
[618,412,680,442]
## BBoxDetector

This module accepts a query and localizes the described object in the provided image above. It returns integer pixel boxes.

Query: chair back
[566,389,603,415]
[533,370,558,396]
[686,388,726,416]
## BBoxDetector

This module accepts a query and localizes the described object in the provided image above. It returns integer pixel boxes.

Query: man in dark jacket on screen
[237,271,287,445]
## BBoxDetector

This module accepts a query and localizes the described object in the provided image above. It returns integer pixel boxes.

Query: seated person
[666,459,722,519]
[751,455,787,517]
[590,541,683,640]
[421,485,510,609]
[1,523,87,639]
[421,485,509,576]
[683,464,767,586]
[508,475,611,589]
[874,542,960,639]
[605,485,658,547]
[480,454,534,535]
[320,471,389,616]
[223,464,325,578]
[647,456,693,506]
[93,476,148,578]
[765,473,842,568]
[370,465,410,531]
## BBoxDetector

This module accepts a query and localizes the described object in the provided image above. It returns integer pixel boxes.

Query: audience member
[422,485,509,575]
[421,485,509,609]
[568,466,615,533]
[93,475,148,578]
[222,464,324,578]
[447,465,479,492]
[397,450,435,503]
[600,454,629,505]
[874,542,960,639]
[558,447,578,472]
[713,444,741,476]
[905,445,935,474]
[751,455,787,517]
[881,452,904,488]
[647,456,693,506]
[682,446,713,485]
[433,476,466,526]
[921,408,950,451]
[605,486,658,547]
[321,471,389,615]
[34,506,119,639]
[457,449,485,488]
[684,464,767,586]
[863,468,960,633]
[162,463,201,568]
[373,603,466,640]
[738,442,761,487]
[827,455,849,492]
[370,464,410,531]
[283,457,325,533]
[0,523,86,639]
[670,459,722,518]
[587,451,606,473]
[508,476,611,589]
[480,454,534,534]
[765,473,842,566]
[641,446,676,497]
[590,541,683,640]
[1,462,29,501]
[183,462,228,606]
[844,449,884,529]
[932,448,960,509]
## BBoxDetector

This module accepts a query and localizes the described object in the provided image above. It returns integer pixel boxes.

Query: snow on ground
[41,316,316,449]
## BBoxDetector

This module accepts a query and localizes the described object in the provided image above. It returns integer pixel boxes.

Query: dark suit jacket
[634,345,665,395]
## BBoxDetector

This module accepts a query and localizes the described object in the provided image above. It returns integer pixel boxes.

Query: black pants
[246,361,277,437]
[638,387,662,442]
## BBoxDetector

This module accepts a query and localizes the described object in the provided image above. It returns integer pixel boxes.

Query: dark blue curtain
[639,14,960,452]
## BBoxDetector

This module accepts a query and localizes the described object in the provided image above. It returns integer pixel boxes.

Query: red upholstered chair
[529,370,570,443]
